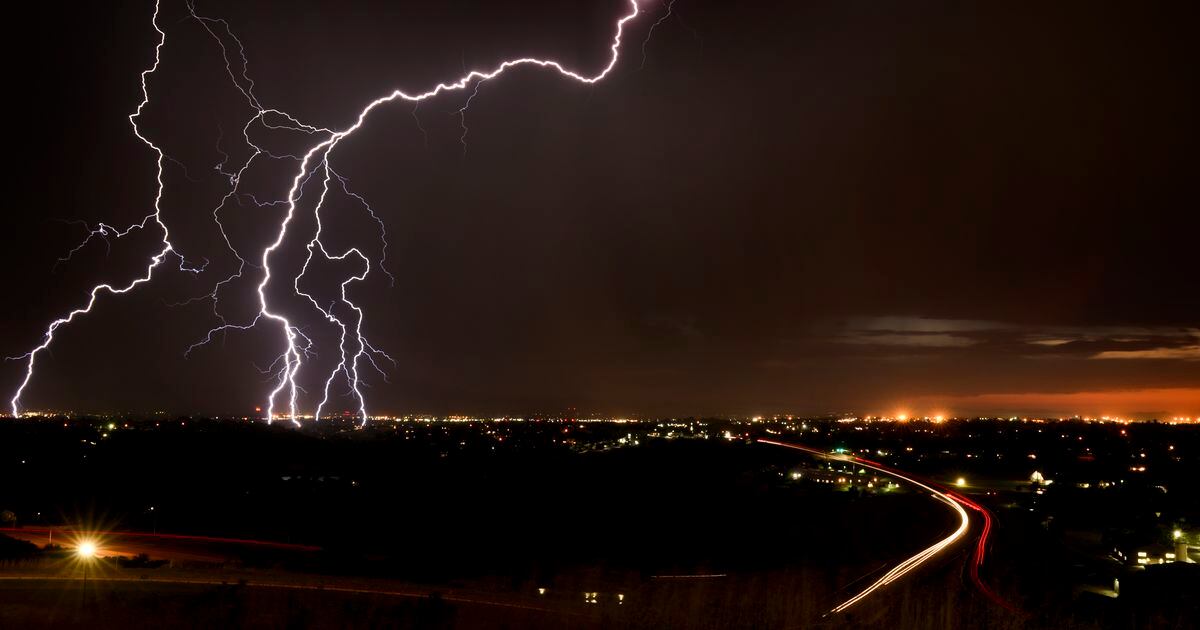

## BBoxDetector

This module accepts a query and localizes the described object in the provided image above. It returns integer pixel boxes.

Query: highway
[3,444,1022,622]
[758,438,1018,616]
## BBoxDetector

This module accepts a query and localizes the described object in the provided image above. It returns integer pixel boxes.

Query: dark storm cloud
[1,0,1197,416]
[829,317,1200,361]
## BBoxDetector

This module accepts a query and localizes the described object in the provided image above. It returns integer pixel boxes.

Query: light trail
[945,490,1024,614]
[8,1,663,422]
[757,439,970,615]
[841,452,1023,615]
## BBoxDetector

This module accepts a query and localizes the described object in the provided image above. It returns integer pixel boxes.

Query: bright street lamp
[76,539,99,601]
[76,541,97,558]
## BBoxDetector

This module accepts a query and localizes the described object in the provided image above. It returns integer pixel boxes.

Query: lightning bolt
[8,0,656,423]
[641,0,678,69]
[8,0,188,418]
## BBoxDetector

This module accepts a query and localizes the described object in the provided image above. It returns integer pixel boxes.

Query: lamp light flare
[7,0,656,422]
[76,541,97,558]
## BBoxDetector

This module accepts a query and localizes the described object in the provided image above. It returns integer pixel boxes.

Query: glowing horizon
[892,386,1200,421]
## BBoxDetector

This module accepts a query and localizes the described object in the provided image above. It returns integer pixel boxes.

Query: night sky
[2,0,1197,418]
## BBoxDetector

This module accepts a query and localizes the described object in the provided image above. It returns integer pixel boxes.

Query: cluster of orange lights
[858,413,947,423]
[856,413,1197,424]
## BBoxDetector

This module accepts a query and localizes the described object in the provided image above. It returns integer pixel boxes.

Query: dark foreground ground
[4,563,1192,629]
[2,418,1198,628]
[0,569,1034,629]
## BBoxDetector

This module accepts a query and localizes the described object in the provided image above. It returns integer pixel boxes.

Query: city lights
[0,0,1193,627]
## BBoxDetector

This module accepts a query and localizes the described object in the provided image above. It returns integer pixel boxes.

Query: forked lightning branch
[8,1,652,423]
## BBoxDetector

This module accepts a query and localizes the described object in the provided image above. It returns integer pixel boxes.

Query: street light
[955,477,966,488]
[76,540,98,602]
[77,541,97,559]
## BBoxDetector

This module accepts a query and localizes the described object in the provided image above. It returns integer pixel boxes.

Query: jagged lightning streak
[9,0,653,422]
[254,0,645,423]
[8,0,192,418]
[641,0,678,69]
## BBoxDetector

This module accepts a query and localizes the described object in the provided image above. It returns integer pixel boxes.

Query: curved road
[758,439,1018,616]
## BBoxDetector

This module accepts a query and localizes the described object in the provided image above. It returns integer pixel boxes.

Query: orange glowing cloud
[900,387,1200,420]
